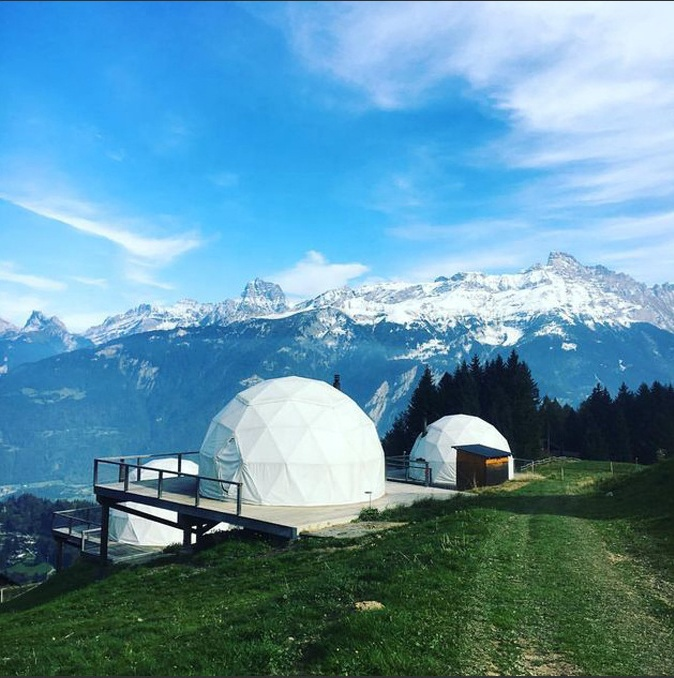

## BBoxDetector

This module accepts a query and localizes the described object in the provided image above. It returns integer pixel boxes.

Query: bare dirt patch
[478,473,546,493]
[518,638,581,676]
[354,600,385,611]
[301,521,407,539]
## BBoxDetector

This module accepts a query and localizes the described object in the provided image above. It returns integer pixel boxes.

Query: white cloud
[2,193,202,265]
[125,261,175,291]
[0,261,66,291]
[402,249,527,283]
[71,276,108,288]
[271,250,369,297]
[281,1,674,207]
[391,208,674,286]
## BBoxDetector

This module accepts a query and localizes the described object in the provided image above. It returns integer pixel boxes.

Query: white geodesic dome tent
[409,414,514,486]
[108,457,200,547]
[199,375,386,506]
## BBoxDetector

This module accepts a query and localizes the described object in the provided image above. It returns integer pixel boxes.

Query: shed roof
[455,443,511,459]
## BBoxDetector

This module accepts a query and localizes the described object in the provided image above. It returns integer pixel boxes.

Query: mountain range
[2,251,674,485]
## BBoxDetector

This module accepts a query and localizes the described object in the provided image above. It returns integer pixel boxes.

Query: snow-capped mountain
[83,278,287,344]
[0,311,92,374]
[1,252,674,486]
[0,317,18,335]
[297,251,674,336]
[75,251,674,347]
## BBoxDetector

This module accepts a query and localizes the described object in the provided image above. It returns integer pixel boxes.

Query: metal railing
[93,452,243,516]
[1,582,41,604]
[81,527,102,554]
[385,455,433,486]
[52,506,104,555]
[51,505,103,537]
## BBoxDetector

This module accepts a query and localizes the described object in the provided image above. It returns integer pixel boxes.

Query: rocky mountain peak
[238,279,287,315]
[0,317,18,337]
[546,251,586,275]
[22,311,68,335]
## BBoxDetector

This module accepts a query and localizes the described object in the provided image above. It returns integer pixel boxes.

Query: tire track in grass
[430,506,546,676]
[514,496,674,676]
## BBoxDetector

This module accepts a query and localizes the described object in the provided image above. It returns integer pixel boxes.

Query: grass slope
[1,459,673,676]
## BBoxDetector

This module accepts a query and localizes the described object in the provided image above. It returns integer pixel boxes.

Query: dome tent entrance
[409,414,514,487]
[199,376,386,507]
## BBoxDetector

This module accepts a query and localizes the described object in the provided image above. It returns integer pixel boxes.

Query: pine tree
[452,359,481,415]
[504,351,541,457]
[381,365,439,457]
[405,365,440,440]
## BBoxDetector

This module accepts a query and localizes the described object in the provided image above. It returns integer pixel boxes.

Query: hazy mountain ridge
[0,311,92,375]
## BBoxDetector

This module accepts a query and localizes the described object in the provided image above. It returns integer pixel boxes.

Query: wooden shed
[455,443,511,490]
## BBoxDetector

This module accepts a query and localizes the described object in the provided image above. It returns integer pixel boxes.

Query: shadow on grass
[1,558,102,612]
[380,459,674,552]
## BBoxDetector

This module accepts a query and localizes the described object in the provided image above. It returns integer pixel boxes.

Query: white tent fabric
[199,375,386,506]
[108,457,201,547]
[408,414,513,486]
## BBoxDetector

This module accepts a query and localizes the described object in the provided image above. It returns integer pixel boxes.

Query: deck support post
[55,539,64,572]
[99,502,110,565]
[177,514,192,549]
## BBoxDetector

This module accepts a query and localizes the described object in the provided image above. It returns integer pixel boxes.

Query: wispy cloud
[0,290,50,326]
[71,276,108,288]
[124,261,175,290]
[271,250,369,297]
[0,261,66,291]
[281,1,674,208]
[2,193,202,265]
[391,208,674,286]
[402,249,527,283]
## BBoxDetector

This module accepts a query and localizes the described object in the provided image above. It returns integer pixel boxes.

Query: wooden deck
[94,476,464,541]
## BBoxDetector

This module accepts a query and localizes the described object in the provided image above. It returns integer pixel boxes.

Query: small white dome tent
[109,457,200,547]
[409,414,514,488]
[199,375,386,506]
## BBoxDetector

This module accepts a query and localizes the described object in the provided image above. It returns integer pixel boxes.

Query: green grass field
[1,458,672,676]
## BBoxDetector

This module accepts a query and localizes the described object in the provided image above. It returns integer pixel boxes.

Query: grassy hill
[1,458,673,676]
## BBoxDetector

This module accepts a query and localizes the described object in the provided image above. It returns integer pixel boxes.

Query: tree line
[382,350,674,464]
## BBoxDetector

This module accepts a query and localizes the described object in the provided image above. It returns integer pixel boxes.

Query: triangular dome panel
[199,376,385,506]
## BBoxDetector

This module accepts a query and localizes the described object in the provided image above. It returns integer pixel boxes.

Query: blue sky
[2,1,674,332]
